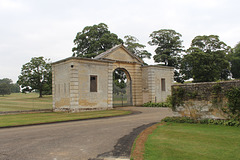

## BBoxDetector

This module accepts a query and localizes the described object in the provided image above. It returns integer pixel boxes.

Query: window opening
[90,75,97,92]
[161,78,166,91]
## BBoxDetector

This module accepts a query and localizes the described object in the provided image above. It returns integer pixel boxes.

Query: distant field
[0,93,52,112]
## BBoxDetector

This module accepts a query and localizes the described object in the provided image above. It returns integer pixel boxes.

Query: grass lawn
[143,123,240,160]
[0,110,131,127]
[0,93,52,112]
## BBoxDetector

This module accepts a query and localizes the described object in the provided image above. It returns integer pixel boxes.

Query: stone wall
[52,58,112,112]
[172,80,240,119]
[142,65,174,104]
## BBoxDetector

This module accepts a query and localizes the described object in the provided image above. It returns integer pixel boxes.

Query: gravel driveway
[0,107,172,160]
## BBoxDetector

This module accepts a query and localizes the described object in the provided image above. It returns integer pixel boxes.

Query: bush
[143,102,171,108]
[162,116,240,127]
[161,116,196,123]
[225,87,240,120]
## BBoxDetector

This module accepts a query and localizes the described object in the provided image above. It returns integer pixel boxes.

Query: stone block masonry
[172,80,240,119]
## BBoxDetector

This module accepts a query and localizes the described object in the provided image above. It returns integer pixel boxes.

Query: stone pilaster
[107,63,113,108]
[70,62,79,109]
[148,68,155,102]
[52,65,55,110]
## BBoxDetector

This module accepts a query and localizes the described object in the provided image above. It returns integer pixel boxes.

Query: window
[90,75,97,92]
[161,78,166,91]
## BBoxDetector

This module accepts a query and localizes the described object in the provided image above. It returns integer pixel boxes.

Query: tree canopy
[124,35,151,59]
[148,29,184,66]
[181,35,230,82]
[0,78,20,96]
[17,57,52,98]
[0,78,11,96]
[72,23,123,58]
[229,42,240,79]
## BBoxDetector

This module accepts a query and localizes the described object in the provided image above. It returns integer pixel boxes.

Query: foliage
[148,29,184,67]
[10,83,20,93]
[17,57,52,98]
[162,116,240,127]
[174,70,184,83]
[162,116,196,123]
[0,78,12,85]
[211,84,223,105]
[181,35,231,82]
[0,78,19,96]
[229,42,240,78]
[124,35,151,60]
[143,102,171,108]
[225,87,240,120]
[170,86,185,110]
[0,83,11,96]
[72,23,123,58]
[113,69,127,90]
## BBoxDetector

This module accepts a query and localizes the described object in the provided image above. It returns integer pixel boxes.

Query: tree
[0,83,11,96]
[17,57,52,98]
[72,23,123,58]
[181,35,230,82]
[0,78,12,96]
[124,35,151,59]
[0,78,20,95]
[229,42,240,78]
[113,69,127,95]
[10,83,20,93]
[148,29,184,66]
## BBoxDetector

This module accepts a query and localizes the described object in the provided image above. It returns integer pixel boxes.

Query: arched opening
[113,68,132,107]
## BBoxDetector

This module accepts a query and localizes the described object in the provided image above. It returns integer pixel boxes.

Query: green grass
[0,93,52,112]
[143,123,240,160]
[0,110,131,127]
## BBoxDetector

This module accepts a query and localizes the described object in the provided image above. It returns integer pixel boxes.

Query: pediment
[94,44,144,64]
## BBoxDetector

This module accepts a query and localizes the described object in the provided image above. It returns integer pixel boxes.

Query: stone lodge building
[52,44,174,112]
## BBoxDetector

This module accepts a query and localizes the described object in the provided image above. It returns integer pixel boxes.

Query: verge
[131,123,162,160]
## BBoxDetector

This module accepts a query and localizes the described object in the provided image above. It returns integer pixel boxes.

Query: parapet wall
[172,80,240,119]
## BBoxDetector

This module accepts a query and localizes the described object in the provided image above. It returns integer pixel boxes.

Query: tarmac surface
[0,107,173,160]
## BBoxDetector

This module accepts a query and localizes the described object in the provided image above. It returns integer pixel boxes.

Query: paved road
[0,107,173,160]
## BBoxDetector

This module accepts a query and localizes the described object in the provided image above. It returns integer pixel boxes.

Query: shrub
[161,116,240,127]
[143,102,171,108]
[225,87,240,120]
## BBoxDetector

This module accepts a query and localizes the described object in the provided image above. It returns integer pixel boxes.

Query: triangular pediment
[94,44,144,64]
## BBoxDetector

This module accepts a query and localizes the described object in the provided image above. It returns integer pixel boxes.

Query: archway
[112,68,132,107]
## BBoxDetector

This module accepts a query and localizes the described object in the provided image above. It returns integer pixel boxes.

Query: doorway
[112,68,132,107]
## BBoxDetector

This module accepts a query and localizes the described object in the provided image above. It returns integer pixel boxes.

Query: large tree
[181,35,230,82]
[17,57,52,98]
[229,42,240,78]
[124,35,151,59]
[72,23,123,58]
[148,29,184,66]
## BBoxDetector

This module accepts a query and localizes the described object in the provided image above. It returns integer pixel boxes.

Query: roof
[94,44,144,64]
[51,57,115,65]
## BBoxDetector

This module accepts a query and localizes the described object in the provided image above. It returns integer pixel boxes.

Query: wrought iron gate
[113,80,132,107]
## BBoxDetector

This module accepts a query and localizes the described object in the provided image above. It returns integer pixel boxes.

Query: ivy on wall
[225,87,240,120]
[171,82,240,120]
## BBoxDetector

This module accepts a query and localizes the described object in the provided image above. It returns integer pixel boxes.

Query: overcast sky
[1,0,240,82]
